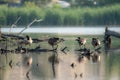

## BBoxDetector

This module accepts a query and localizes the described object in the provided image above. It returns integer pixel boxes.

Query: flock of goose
[23,35,101,50]
[22,35,101,79]
[0,34,102,80]
[0,33,102,54]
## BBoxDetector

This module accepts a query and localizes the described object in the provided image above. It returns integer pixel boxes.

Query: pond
[0,33,120,80]
[0,46,120,80]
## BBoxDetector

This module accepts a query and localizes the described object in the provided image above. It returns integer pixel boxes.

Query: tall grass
[0,5,7,25]
[0,4,120,26]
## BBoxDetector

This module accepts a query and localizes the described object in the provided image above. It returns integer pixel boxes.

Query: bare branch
[18,18,43,35]
[9,16,21,33]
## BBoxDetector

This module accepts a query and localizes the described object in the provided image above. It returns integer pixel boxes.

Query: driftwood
[18,18,43,35]
[0,18,43,45]
[105,27,120,38]
[9,16,21,33]
[28,48,56,53]
[0,48,57,54]
[1,33,45,43]
[104,27,120,49]
[2,33,24,40]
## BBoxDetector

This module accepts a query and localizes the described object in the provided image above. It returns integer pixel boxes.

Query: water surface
[0,36,120,80]
[1,26,120,35]
[0,27,120,80]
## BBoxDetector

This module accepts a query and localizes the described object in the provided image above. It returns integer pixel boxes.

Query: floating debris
[9,60,12,68]
[26,70,30,80]
[70,62,76,69]
[74,73,77,79]
[80,73,83,78]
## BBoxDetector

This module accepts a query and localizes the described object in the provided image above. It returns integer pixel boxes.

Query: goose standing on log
[25,35,33,45]
[91,38,100,48]
[76,37,86,49]
[19,35,33,47]
[48,37,64,50]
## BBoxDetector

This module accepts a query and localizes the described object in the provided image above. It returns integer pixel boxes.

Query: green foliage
[43,9,65,25]
[24,2,37,7]
[52,4,62,9]
[0,5,7,25]
[0,4,120,26]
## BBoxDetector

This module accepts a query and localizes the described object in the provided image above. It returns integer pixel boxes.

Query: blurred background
[0,0,120,26]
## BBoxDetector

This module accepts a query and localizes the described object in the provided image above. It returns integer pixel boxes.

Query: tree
[0,0,21,3]
[75,0,96,7]
[97,0,120,6]
[21,0,52,7]
[73,0,120,7]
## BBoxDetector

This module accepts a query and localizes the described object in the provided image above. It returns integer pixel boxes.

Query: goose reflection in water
[48,51,59,78]
[23,55,33,80]
[91,37,101,49]
[91,51,101,63]
[77,55,84,63]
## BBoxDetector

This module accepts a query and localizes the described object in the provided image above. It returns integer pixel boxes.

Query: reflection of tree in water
[48,51,59,78]
[77,55,84,63]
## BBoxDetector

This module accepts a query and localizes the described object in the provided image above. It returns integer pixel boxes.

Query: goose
[19,35,33,46]
[91,38,100,48]
[48,37,64,50]
[25,35,33,45]
[76,37,86,48]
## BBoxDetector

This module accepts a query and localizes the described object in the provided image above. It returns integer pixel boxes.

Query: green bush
[43,9,65,26]
[0,5,7,25]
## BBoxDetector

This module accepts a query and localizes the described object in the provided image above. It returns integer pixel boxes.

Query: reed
[0,4,120,26]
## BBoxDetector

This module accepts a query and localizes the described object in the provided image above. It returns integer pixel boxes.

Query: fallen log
[1,33,46,43]
[104,27,120,49]
[0,48,57,54]
[0,48,15,54]
[105,27,120,38]
[2,33,24,40]
[28,48,56,53]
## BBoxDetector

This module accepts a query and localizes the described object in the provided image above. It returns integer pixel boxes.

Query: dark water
[0,38,120,80]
